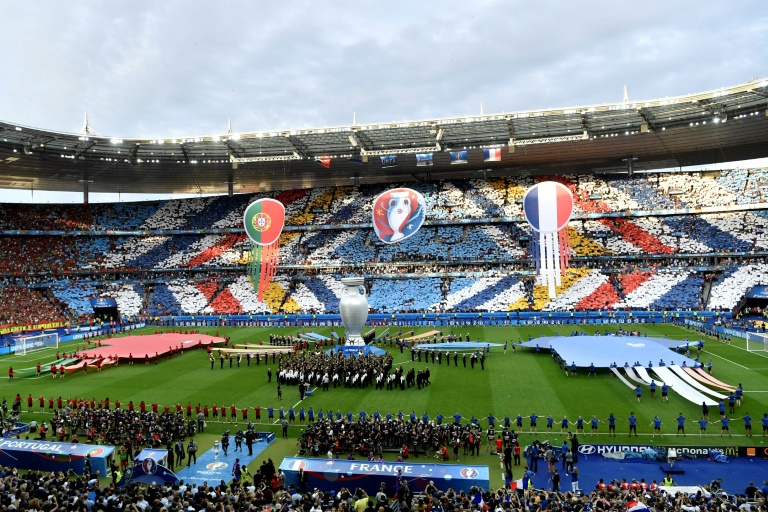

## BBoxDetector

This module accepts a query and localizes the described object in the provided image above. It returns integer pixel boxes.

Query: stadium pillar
[623,156,638,176]
[228,180,234,197]
[83,179,89,204]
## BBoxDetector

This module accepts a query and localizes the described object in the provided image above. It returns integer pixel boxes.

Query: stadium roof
[1,78,768,197]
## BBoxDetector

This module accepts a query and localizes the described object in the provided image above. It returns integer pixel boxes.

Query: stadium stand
[709,264,768,311]
[0,170,767,324]
[367,278,443,313]
[0,285,63,326]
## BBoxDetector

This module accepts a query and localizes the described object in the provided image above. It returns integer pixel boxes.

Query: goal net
[746,331,768,352]
[13,332,59,355]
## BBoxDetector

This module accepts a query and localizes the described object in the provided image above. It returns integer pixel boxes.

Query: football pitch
[4,323,768,474]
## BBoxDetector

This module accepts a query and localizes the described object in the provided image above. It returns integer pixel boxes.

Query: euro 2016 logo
[252,213,271,233]
[460,468,479,479]
[372,188,427,244]
[141,458,157,475]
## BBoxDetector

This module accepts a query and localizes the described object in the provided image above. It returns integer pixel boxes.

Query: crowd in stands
[0,456,765,512]
[0,262,757,325]
[0,285,63,327]
[1,169,767,232]
[0,171,767,325]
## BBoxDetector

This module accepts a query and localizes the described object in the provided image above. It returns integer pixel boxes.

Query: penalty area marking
[705,352,748,370]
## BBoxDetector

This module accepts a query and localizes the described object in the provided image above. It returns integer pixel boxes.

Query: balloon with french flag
[522,181,574,298]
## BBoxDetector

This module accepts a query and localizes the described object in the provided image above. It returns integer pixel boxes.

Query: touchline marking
[273,387,318,424]
[705,352,748,369]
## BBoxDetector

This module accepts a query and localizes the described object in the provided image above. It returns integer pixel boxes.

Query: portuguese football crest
[243,198,286,302]
[252,212,272,233]
[243,198,284,246]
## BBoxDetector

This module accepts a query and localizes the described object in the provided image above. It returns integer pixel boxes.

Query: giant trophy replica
[339,277,368,346]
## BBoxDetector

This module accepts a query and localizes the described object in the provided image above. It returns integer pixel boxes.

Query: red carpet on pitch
[78,333,226,361]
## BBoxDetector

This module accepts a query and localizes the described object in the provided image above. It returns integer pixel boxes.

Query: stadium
[3,7,768,505]
[1,76,768,506]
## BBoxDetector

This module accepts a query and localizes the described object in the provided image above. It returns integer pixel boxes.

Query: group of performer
[207,347,282,369]
[274,351,431,392]
[411,347,487,369]
[297,411,499,462]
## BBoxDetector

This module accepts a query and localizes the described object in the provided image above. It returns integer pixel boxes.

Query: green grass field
[4,323,768,476]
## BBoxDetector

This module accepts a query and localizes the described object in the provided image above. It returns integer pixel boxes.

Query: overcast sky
[1,0,767,202]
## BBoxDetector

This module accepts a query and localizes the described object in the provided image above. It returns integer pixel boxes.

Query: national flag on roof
[416,153,433,166]
[380,155,398,168]
[471,492,488,510]
[450,151,468,164]
[483,148,501,162]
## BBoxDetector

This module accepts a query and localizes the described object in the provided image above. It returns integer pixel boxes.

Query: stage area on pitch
[417,341,503,351]
[515,452,768,495]
[79,333,227,360]
[521,336,698,368]
[326,345,388,357]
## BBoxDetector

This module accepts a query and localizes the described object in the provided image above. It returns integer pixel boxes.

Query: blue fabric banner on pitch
[279,457,488,495]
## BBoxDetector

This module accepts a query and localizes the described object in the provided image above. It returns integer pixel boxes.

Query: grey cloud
[0,0,766,137]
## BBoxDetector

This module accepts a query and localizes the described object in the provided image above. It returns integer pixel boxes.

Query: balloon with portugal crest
[243,198,286,301]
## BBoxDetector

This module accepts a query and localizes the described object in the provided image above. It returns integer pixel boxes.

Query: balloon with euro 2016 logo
[372,188,427,244]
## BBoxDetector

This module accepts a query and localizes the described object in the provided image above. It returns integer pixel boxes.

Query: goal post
[746,331,768,352]
[13,332,59,355]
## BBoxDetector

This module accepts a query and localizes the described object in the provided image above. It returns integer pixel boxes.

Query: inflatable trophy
[339,277,368,346]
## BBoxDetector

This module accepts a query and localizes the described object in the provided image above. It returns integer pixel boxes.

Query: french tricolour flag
[508,477,526,491]
[285,459,307,471]
[483,148,501,162]
[471,492,488,510]
[523,181,573,233]
[626,500,650,512]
